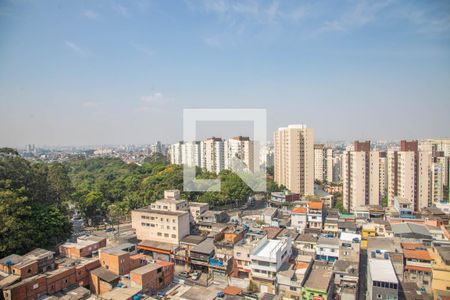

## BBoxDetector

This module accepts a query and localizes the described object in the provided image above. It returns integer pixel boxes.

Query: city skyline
[1,0,450,146]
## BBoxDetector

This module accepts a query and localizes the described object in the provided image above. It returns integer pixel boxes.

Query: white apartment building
[201,137,225,174]
[169,142,182,165]
[274,125,314,196]
[250,236,292,294]
[260,144,274,169]
[169,141,201,167]
[132,190,205,244]
[314,144,333,183]
[224,136,255,172]
[291,207,307,233]
[342,141,381,212]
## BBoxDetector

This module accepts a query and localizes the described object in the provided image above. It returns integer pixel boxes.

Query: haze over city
[1,0,450,146]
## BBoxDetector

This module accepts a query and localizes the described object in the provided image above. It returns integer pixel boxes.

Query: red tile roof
[223,286,243,295]
[403,249,432,261]
[292,207,307,214]
[308,201,323,210]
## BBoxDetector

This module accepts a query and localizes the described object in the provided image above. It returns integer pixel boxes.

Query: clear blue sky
[0,0,449,146]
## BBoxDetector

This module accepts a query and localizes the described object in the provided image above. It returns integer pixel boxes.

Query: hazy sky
[0,0,449,147]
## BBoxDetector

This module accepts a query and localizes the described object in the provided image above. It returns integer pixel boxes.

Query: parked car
[179,271,190,278]
[105,227,116,232]
[191,271,201,280]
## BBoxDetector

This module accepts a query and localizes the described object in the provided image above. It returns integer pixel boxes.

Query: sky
[0,0,449,147]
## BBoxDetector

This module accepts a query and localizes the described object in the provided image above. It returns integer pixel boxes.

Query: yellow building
[361,224,376,249]
[430,244,450,299]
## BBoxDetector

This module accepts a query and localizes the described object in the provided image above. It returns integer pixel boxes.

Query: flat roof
[138,240,179,252]
[131,262,161,274]
[304,267,332,291]
[134,208,188,216]
[317,237,339,247]
[101,286,141,300]
[180,286,219,300]
[191,237,215,255]
[252,239,283,258]
[368,259,398,283]
[90,267,119,282]
[181,235,206,245]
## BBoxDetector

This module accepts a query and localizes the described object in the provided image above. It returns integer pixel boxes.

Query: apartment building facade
[274,124,314,196]
[342,141,381,212]
[314,144,333,183]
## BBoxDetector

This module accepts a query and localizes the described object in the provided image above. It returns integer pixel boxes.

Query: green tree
[0,150,72,257]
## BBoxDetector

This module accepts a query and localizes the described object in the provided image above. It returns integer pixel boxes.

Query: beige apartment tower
[387,140,432,211]
[342,141,381,212]
[274,125,314,196]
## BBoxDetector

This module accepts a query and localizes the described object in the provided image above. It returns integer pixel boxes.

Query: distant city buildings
[168,136,257,174]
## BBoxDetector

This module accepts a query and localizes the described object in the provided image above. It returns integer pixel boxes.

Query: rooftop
[296,233,318,243]
[292,207,307,214]
[138,240,179,252]
[252,238,285,259]
[308,201,323,210]
[435,245,450,264]
[304,263,333,291]
[134,207,188,216]
[101,286,141,300]
[391,223,431,238]
[368,259,398,283]
[403,249,431,261]
[131,262,162,274]
[317,237,339,247]
[90,267,119,282]
[180,235,206,245]
[191,237,215,255]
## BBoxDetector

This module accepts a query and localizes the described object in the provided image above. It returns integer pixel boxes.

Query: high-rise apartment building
[169,142,182,165]
[333,154,342,183]
[224,136,255,172]
[169,141,201,167]
[342,141,381,212]
[274,124,314,196]
[420,139,450,157]
[379,152,388,199]
[314,144,333,183]
[201,137,225,174]
[387,140,432,211]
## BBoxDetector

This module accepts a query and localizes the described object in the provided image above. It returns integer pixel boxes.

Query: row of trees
[0,149,282,257]
[67,156,283,226]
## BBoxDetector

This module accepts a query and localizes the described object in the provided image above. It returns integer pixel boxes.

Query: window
[164,233,169,237]
[289,287,297,291]
[28,268,32,274]
[157,232,162,236]
[171,234,176,238]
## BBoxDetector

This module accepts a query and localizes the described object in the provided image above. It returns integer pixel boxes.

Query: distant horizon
[9,136,450,150]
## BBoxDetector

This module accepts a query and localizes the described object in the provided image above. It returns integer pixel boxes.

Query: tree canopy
[0,150,72,257]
